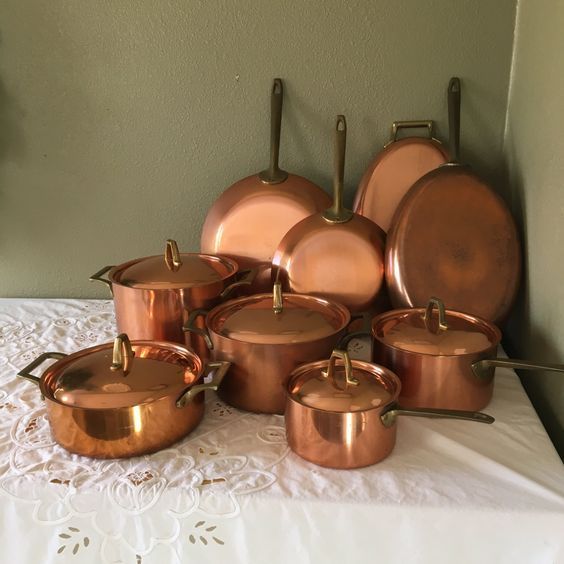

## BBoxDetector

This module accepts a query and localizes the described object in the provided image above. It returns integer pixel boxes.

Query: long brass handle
[220,268,257,299]
[89,266,114,296]
[381,404,494,428]
[389,120,434,143]
[472,358,564,381]
[259,78,288,184]
[17,352,68,386]
[176,361,231,408]
[183,308,213,350]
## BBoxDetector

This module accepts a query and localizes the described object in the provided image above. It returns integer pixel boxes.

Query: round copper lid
[207,283,350,345]
[42,335,202,409]
[288,351,399,412]
[372,297,501,356]
[112,240,238,290]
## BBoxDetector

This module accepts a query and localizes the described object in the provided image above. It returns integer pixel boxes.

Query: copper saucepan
[184,282,350,414]
[17,334,230,458]
[285,349,493,469]
[371,297,564,411]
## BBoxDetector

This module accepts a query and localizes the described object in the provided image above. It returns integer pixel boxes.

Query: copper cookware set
[19,75,538,468]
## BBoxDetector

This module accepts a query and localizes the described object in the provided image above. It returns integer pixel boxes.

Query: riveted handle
[183,309,213,350]
[17,352,68,386]
[422,297,449,334]
[176,361,231,408]
[110,334,135,375]
[472,358,564,381]
[381,404,494,428]
[90,266,114,296]
[390,120,434,143]
[323,349,359,391]
[448,77,461,163]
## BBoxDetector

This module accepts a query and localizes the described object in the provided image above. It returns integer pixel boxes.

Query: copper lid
[43,335,202,409]
[288,350,399,412]
[112,240,238,289]
[207,283,350,345]
[372,297,501,356]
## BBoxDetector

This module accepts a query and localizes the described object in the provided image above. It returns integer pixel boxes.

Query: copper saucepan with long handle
[18,334,230,458]
[285,349,494,469]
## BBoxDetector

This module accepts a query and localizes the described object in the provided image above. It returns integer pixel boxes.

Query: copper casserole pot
[17,334,230,459]
[371,298,564,411]
[185,282,350,414]
[285,349,493,469]
[90,239,253,361]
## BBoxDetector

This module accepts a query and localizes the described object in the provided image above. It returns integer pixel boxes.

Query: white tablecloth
[0,299,562,564]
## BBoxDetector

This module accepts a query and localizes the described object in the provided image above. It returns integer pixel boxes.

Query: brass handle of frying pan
[472,358,564,380]
[259,78,288,185]
[389,120,434,142]
[380,405,494,428]
[90,266,114,296]
[448,77,461,163]
[17,352,68,389]
[176,360,231,408]
[183,308,213,350]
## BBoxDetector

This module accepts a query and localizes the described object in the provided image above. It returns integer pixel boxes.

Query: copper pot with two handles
[285,349,494,469]
[371,297,564,411]
[17,334,230,459]
[184,282,351,414]
[90,239,254,361]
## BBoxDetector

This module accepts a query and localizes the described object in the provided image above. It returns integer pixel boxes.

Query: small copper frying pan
[385,78,521,324]
[273,116,386,314]
[200,79,331,292]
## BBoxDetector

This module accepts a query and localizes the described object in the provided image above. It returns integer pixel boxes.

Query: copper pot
[185,282,350,414]
[17,334,230,459]
[90,239,253,361]
[285,350,494,469]
[371,298,564,411]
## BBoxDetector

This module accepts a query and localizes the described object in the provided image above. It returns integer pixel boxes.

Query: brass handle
[183,309,213,350]
[110,334,134,375]
[273,281,283,314]
[259,78,288,184]
[323,115,353,224]
[17,352,68,386]
[220,268,258,299]
[381,404,494,428]
[472,358,564,381]
[89,266,114,296]
[422,297,448,334]
[390,120,434,142]
[164,239,182,272]
[323,349,359,391]
[176,360,231,408]
[448,77,461,163]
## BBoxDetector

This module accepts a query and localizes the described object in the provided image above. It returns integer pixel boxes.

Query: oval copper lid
[288,355,399,413]
[372,298,501,356]
[111,240,238,290]
[207,288,350,345]
[42,337,202,409]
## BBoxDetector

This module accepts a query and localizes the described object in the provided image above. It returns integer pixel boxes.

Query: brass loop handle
[380,404,494,428]
[176,361,231,408]
[89,266,114,296]
[220,268,258,299]
[273,282,283,314]
[390,120,434,142]
[472,358,564,381]
[324,349,359,391]
[110,333,135,375]
[183,309,213,350]
[423,297,448,334]
[164,239,182,272]
[17,352,68,387]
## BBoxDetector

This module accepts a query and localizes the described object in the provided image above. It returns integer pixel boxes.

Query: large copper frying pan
[385,78,521,324]
[200,79,331,292]
[273,116,386,314]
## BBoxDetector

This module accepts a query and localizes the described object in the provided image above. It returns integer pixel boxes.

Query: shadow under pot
[17,334,230,459]
[185,283,351,414]
[90,239,254,362]
[371,298,564,411]
[285,349,494,469]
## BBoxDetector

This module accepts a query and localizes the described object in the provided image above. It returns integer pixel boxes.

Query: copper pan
[17,334,230,459]
[273,116,386,314]
[385,78,521,324]
[200,78,331,293]
[371,298,564,411]
[285,349,494,469]
[353,120,449,233]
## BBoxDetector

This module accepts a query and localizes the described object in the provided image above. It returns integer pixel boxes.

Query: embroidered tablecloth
[0,299,563,564]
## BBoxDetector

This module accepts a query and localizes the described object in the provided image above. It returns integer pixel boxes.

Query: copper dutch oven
[371,298,564,411]
[285,349,494,469]
[90,239,253,361]
[184,282,350,414]
[17,334,230,458]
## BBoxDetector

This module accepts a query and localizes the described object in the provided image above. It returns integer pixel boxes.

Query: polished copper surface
[354,135,449,233]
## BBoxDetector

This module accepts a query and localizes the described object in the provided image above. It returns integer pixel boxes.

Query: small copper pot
[371,298,564,410]
[90,239,253,361]
[17,334,230,459]
[285,350,493,469]
[185,283,350,414]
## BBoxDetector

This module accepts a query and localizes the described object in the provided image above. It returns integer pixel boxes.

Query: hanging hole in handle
[272,78,283,95]
[422,297,449,334]
[449,77,461,93]
[336,115,346,132]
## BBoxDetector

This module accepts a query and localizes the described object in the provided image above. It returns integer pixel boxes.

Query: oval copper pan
[273,116,386,314]
[200,79,331,282]
[386,78,521,324]
[354,121,449,233]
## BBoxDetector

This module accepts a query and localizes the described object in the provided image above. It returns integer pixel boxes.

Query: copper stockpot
[185,283,350,414]
[285,350,494,469]
[17,334,230,459]
[371,298,564,411]
[90,239,252,361]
